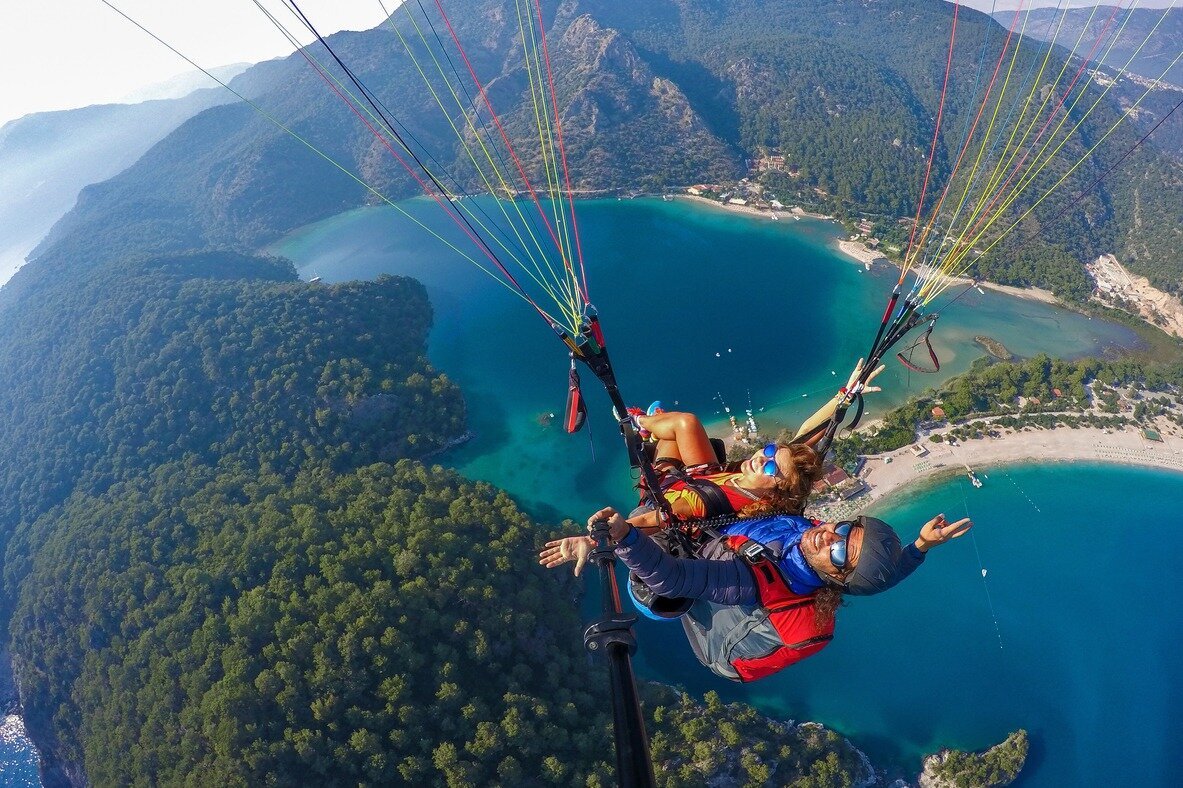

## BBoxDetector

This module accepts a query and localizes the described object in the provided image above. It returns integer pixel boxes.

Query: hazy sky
[956,0,1181,11]
[0,1,391,127]
[2,1,1181,127]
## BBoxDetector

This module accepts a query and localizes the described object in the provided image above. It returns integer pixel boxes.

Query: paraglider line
[959,479,1004,652]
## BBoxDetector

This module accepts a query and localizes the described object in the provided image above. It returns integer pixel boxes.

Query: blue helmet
[627,572,692,621]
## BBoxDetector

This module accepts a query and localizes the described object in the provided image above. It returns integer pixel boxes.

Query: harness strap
[679,477,736,518]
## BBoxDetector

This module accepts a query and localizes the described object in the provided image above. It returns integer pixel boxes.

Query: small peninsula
[919,730,1029,788]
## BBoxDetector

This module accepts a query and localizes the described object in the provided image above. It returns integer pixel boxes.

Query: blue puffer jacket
[615,513,827,605]
[719,514,826,595]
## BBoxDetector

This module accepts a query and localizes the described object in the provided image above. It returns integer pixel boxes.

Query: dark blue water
[0,715,41,786]
[269,198,1175,783]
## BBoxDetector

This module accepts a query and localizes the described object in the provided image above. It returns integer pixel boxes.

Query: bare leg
[636,411,717,466]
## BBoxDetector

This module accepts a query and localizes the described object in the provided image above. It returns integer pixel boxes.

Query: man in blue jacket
[541,508,970,598]
[542,507,971,679]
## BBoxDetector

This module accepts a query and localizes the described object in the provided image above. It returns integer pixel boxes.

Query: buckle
[739,540,768,563]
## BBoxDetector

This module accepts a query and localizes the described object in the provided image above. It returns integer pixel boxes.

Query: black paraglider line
[275,0,544,310]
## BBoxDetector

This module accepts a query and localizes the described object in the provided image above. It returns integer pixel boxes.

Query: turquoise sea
[271,197,1183,784]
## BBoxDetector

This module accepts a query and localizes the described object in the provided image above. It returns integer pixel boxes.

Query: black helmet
[844,516,910,596]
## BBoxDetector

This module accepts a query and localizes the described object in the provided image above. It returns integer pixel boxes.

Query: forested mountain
[0,247,872,785]
[21,0,1183,305]
[0,87,235,285]
[999,6,1183,88]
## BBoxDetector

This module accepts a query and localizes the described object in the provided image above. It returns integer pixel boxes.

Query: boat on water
[965,464,983,488]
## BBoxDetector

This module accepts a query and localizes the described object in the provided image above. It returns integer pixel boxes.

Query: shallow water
[269,197,1172,783]
[271,197,1137,515]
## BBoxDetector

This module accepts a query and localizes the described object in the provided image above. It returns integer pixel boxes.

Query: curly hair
[743,443,822,516]
[812,586,844,626]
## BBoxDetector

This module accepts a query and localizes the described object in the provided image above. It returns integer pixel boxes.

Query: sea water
[0,715,41,786]
[270,198,1178,784]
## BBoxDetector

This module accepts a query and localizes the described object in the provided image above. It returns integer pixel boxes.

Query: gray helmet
[843,516,910,596]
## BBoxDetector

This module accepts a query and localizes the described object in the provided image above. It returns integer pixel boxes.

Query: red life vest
[681,535,835,682]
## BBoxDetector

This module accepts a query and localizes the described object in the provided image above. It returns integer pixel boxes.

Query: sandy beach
[830,240,1062,306]
[835,239,886,267]
[807,422,1183,521]
[675,195,1083,310]
[675,194,832,221]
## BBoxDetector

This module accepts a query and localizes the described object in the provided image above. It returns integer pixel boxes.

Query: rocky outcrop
[918,730,1028,788]
[0,649,19,714]
[1088,254,1183,338]
[546,14,740,189]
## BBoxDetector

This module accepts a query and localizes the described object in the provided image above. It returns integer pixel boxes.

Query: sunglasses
[759,443,779,477]
[830,521,858,570]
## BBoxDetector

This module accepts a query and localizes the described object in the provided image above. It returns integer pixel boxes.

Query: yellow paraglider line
[930,5,1179,301]
[378,0,583,328]
[99,0,566,327]
[516,0,582,304]
[916,1,1177,306]
[258,0,587,332]
[927,44,1183,304]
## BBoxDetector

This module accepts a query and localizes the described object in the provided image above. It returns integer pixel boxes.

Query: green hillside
[20,0,1183,303]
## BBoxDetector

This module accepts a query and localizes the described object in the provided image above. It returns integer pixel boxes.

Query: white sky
[0,1,394,127]
[1,1,1181,127]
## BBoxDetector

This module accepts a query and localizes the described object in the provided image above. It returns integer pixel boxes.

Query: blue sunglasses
[830,521,858,569]
[760,443,779,477]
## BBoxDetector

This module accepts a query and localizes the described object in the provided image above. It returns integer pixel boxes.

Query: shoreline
[831,238,1061,306]
[806,423,1183,520]
[669,194,1062,306]
[674,193,833,221]
[835,239,885,267]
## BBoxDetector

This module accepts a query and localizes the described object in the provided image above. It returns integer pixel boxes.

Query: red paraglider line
[431,0,571,268]
[912,2,1024,263]
[533,0,589,301]
[960,1,1124,246]
[287,18,554,325]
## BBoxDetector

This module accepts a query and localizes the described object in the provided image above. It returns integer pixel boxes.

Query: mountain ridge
[20,0,1183,302]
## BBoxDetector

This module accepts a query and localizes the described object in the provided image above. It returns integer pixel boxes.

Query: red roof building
[823,467,850,486]
[931,406,946,420]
